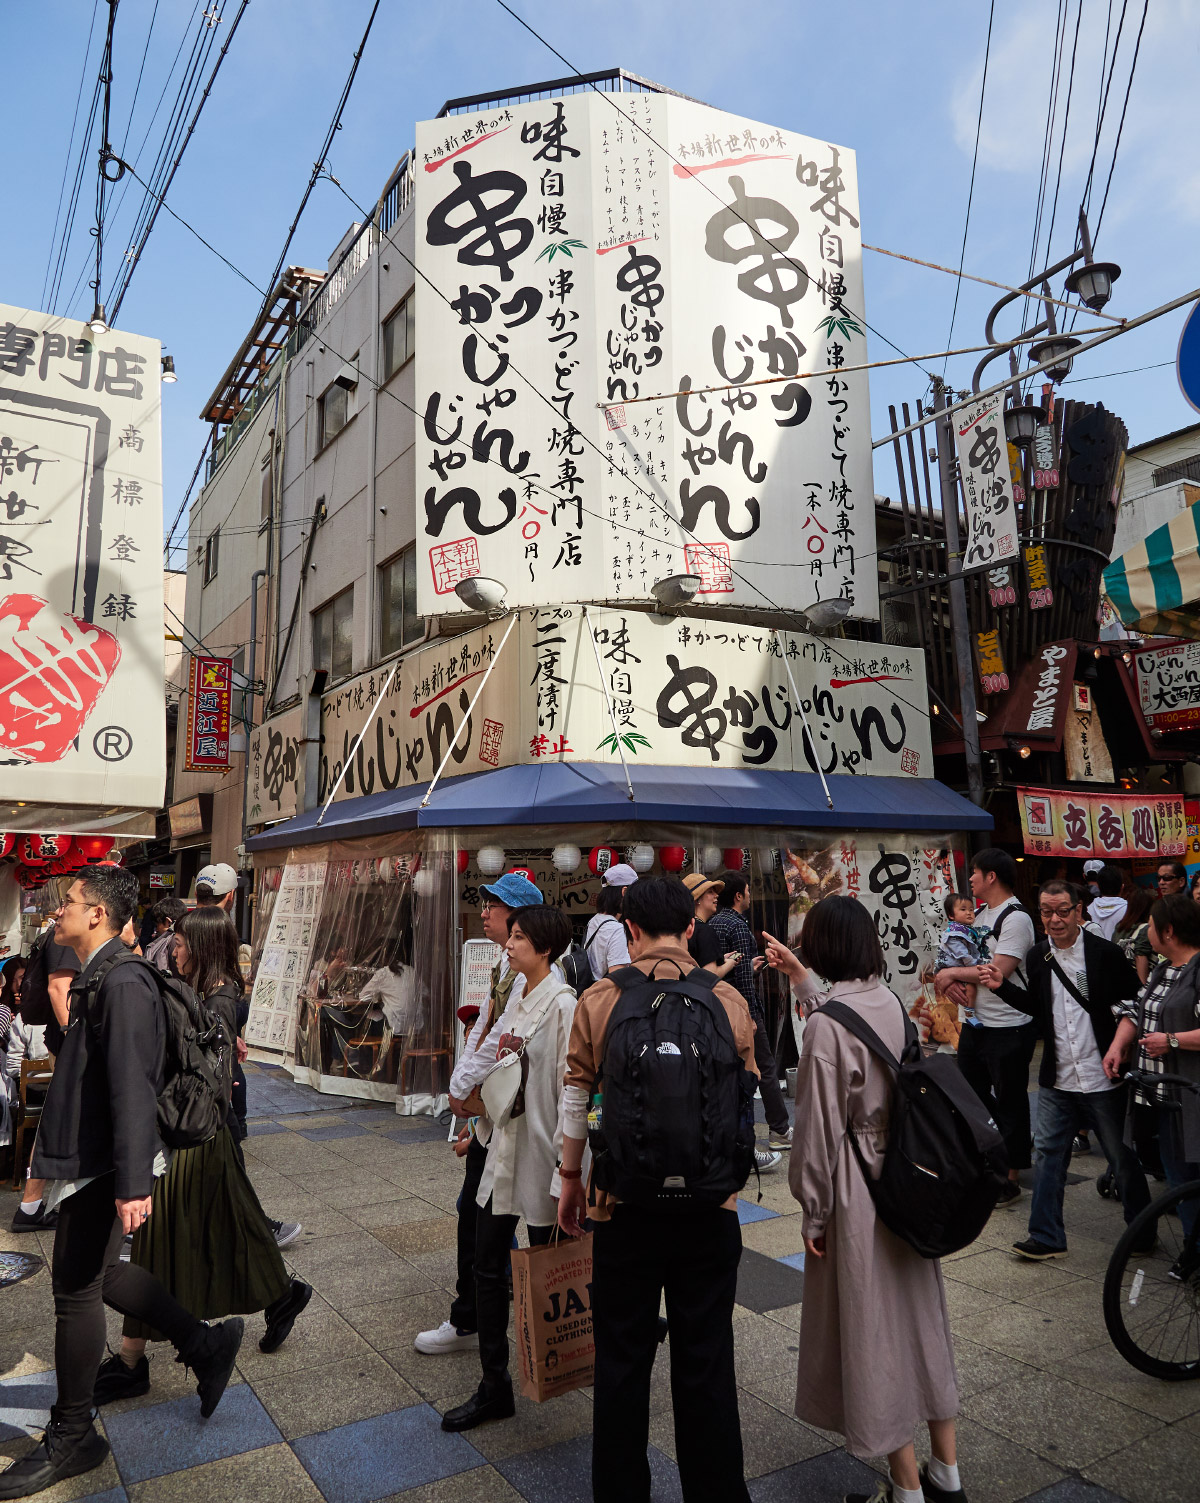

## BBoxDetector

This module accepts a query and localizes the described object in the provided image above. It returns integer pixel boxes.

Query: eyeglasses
[56,898,96,911]
[1158,875,1181,886]
[1038,906,1079,920]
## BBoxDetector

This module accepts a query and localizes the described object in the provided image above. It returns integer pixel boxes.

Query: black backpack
[817,999,1009,1258]
[588,964,757,1210]
[85,951,232,1149]
[559,918,622,995]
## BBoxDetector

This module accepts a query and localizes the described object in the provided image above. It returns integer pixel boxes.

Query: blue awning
[246,762,992,851]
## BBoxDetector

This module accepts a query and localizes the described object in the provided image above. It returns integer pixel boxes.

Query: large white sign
[414,95,875,620]
[1133,640,1200,733]
[0,304,165,807]
[955,392,1019,570]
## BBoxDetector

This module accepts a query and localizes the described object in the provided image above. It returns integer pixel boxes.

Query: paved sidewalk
[1,1063,1198,1502]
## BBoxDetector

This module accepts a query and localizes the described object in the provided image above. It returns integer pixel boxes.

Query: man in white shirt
[583,864,635,982]
[414,871,546,1356]
[935,848,1037,1205]
[980,879,1151,1259]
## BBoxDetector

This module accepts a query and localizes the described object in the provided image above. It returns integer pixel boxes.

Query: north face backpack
[588,964,757,1210]
[559,918,623,995]
[86,951,232,1149]
[817,999,1009,1258]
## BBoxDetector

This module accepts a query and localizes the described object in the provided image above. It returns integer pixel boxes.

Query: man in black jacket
[981,878,1151,1261]
[0,867,244,1501]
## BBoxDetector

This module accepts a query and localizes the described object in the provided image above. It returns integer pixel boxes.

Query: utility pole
[933,379,985,809]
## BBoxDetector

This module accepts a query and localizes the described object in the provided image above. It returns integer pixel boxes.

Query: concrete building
[1112,419,1200,558]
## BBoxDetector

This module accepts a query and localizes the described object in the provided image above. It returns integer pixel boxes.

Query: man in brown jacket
[557,877,757,1503]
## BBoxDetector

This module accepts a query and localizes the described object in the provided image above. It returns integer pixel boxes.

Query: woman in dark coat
[93,907,312,1404]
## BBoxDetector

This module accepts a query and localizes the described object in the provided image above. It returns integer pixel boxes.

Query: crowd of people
[4,844,1199,1503]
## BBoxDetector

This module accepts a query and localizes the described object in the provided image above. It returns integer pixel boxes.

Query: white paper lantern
[701,845,723,874]
[628,843,655,873]
[413,866,439,899]
[552,843,582,873]
[477,846,506,876]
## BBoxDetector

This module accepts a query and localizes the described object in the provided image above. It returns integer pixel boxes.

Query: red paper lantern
[659,845,686,873]
[588,846,618,876]
[0,833,13,860]
[456,849,470,875]
[722,848,745,871]
[75,835,114,863]
[19,836,48,867]
[508,867,536,882]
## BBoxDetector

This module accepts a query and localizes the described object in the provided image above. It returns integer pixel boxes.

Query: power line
[942,0,995,375]
[1080,0,1128,219]
[116,0,162,161]
[1061,359,1171,384]
[1042,0,1084,270]
[41,0,102,308]
[1094,0,1149,238]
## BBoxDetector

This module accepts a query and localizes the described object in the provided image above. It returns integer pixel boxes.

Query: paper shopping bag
[511,1232,594,1402]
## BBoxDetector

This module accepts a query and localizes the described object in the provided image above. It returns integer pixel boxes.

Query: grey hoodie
[1087,895,1127,942]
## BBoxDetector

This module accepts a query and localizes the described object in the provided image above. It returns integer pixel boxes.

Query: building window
[382,294,414,383]
[260,453,273,525]
[203,527,219,585]
[379,546,422,657]
[319,361,357,447]
[312,587,354,682]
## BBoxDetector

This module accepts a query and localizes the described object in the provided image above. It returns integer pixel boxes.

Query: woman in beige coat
[765,896,964,1503]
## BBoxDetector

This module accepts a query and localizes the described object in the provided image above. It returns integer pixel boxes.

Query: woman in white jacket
[442,902,576,1435]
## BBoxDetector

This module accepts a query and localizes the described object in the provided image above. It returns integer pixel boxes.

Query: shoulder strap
[816,997,917,1072]
[1045,950,1089,1010]
[610,962,720,999]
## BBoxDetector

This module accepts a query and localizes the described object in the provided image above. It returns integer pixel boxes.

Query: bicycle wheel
[1104,1179,1200,1381]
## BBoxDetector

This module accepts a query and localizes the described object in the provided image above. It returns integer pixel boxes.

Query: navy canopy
[246,761,992,851]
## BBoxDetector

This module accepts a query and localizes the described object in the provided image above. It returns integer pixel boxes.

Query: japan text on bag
[511,1232,595,1402]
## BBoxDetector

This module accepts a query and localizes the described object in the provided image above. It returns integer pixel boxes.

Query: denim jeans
[1158,1109,1200,1241]
[1029,1083,1150,1249]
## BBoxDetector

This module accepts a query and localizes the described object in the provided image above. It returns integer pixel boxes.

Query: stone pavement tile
[246,1120,288,1137]
[1023,1482,1131,1503]
[103,1385,282,1485]
[101,1341,219,1417]
[251,1194,362,1242]
[254,1350,423,1441]
[379,1122,458,1146]
[380,1466,524,1502]
[946,1414,1066,1503]
[373,1217,459,1258]
[127,1441,322,1502]
[458,1389,593,1462]
[730,1308,801,1384]
[0,1368,56,1441]
[277,1113,347,1128]
[962,1370,1162,1470]
[950,1336,1038,1399]
[762,1301,804,1335]
[736,1199,779,1226]
[342,1289,449,1350]
[1015,1277,1111,1349]
[292,1404,483,1503]
[286,1231,432,1307]
[493,1432,683,1503]
[941,1276,1009,1324]
[297,1123,373,1142]
[1044,1231,1123,1281]
[239,1166,294,1202]
[1042,1338,1200,1421]
[739,1365,800,1419]
[945,1247,1086,1300]
[740,1216,807,1260]
[1082,1414,1200,1503]
[748,1178,802,1216]
[650,1389,830,1478]
[300,1176,425,1213]
[747,1446,879,1502]
[236,1292,375,1382]
[348,1198,446,1232]
[381,1341,487,1413]
[735,1250,806,1314]
[402,1249,460,1295]
[241,1136,348,1176]
[953,1296,1105,1362]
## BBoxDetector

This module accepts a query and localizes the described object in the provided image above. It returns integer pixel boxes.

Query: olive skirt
[124,1126,290,1339]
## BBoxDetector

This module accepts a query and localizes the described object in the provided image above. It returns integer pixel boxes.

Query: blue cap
[479,872,544,909]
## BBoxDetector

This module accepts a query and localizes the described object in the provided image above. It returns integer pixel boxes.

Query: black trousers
[51,1172,204,1436]
[448,1133,488,1333]
[752,1007,790,1137]
[475,1195,552,1395]
[592,1205,750,1503]
[956,1019,1038,1171]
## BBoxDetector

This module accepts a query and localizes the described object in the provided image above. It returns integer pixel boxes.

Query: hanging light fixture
[1063,259,1121,311]
[1003,401,1045,449]
[87,304,108,336]
[161,354,177,383]
[1028,335,1081,383]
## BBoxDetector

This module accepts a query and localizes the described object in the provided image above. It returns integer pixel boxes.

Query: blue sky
[5,0,1198,538]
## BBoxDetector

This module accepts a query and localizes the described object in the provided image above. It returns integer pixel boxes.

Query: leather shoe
[441,1385,516,1432]
[260,1280,313,1353]
[0,1424,109,1498]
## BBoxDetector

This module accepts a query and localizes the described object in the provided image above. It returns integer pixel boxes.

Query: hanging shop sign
[974,628,1008,695]
[1018,785,1186,858]
[167,793,211,842]
[986,567,1016,608]
[247,705,302,824]
[1023,544,1053,609]
[314,609,935,805]
[0,302,165,807]
[1132,640,1200,733]
[955,391,1020,569]
[414,95,875,620]
[1063,706,1115,783]
[184,655,233,771]
[1032,423,1059,488]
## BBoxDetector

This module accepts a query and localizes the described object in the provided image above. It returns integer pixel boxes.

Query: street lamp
[803,597,851,632]
[454,576,507,617]
[1004,401,1045,449]
[650,574,701,610]
[1027,335,1081,383]
[87,303,108,336]
[1064,260,1121,311]
[161,354,177,384]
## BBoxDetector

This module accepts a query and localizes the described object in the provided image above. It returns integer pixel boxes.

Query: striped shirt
[1116,965,1190,1104]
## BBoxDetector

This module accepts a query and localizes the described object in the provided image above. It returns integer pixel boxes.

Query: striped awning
[1103,502,1200,639]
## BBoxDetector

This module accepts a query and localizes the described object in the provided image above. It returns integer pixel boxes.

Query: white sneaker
[413,1320,479,1355]
[754,1147,783,1174]
[768,1127,793,1152]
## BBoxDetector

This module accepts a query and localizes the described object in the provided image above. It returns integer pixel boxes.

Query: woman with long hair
[1115,886,1156,983]
[93,907,312,1405]
[765,896,964,1503]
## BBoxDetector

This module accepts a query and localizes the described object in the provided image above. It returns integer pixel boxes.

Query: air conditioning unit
[882,598,917,648]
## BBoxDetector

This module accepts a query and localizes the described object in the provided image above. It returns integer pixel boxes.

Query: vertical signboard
[0,304,165,806]
[184,655,233,771]
[954,392,1020,569]
[414,95,875,620]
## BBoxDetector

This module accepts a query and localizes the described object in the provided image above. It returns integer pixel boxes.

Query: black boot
[260,1279,313,1353]
[441,1383,516,1432]
[0,1422,108,1498]
[178,1317,245,1418]
[93,1350,150,1406]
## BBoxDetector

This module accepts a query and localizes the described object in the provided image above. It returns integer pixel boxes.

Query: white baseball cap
[196,861,238,896]
[602,863,639,888]
[1082,859,1105,876]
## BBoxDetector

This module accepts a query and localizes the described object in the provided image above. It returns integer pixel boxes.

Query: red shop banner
[1018,786,1186,860]
[184,655,233,772]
